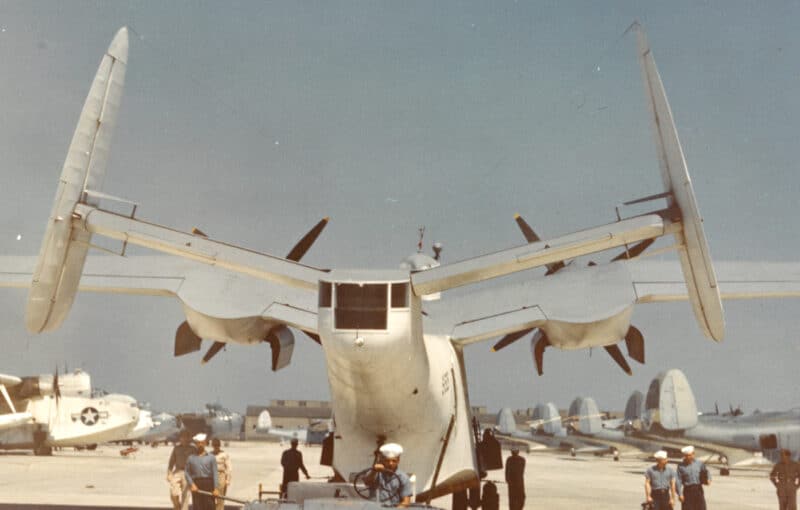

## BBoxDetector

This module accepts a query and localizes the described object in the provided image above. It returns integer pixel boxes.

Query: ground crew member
[645,450,677,510]
[185,433,219,510]
[365,443,412,507]
[166,429,196,510]
[280,438,310,497]
[770,449,800,510]
[676,445,710,510]
[505,447,526,510]
[211,437,232,510]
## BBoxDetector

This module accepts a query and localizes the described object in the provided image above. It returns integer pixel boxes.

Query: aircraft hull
[319,301,479,499]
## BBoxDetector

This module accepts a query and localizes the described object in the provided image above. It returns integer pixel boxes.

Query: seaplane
[2,21,800,506]
[0,370,141,455]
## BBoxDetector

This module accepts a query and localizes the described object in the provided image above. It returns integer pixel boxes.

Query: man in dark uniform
[167,429,196,510]
[676,445,710,510]
[505,447,526,510]
[645,450,677,510]
[770,449,800,510]
[185,433,219,510]
[280,438,310,497]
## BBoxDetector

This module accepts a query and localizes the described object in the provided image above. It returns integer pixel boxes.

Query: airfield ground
[0,441,775,509]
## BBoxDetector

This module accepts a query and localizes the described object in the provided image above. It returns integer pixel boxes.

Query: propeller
[201,341,226,364]
[53,366,61,409]
[602,344,632,375]
[186,218,330,364]
[514,214,566,275]
[491,328,534,352]
[492,215,656,375]
[285,217,329,262]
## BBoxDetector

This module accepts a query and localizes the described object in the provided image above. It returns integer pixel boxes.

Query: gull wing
[0,255,319,335]
[426,262,637,346]
[428,259,800,347]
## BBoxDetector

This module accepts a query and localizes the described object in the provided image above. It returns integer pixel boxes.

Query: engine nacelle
[15,370,92,399]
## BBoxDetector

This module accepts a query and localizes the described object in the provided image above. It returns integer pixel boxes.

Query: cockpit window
[335,283,387,330]
[391,283,409,308]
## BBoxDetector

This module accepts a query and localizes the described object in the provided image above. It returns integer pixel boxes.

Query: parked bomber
[255,409,332,445]
[0,371,140,455]
[495,405,624,459]
[138,411,180,445]
[176,404,244,442]
[624,369,799,467]
[4,22,800,502]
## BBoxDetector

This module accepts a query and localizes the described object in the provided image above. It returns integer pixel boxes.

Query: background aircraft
[0,370,140,454]
[175,403,244,441]
[255,409,332,445]
[2,20,800,502]
[624,368,798,467]
[493,406,618,458]
[137,411,180,445]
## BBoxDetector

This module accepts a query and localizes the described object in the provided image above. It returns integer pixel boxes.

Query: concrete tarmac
[0,442,776,509]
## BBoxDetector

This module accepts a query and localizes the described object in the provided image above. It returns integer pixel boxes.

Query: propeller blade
[492,328,534,352]
[201,341,226,364]
[174,321,203,357]
[531,331,549,376]
[603,344,633,375]
[514,214,541,243]
[624,325,645,364]
[514,214,566,275]
[53,367,61,406]
[286,217,330,262]
[611,238,656,262]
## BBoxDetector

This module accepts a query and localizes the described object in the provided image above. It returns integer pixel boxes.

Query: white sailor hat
[379,443,403,459]
[654,450,668,460]
[193,433,208,442]
[681,445,695,455]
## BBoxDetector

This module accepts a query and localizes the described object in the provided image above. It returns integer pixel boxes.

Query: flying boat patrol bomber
[0,370,141,455]
[3,22,800,504]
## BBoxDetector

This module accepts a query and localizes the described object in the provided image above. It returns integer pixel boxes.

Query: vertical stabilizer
[26,28,129,333]
[634,23,724,341]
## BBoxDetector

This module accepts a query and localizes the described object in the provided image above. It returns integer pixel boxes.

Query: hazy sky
[1,1,799,416]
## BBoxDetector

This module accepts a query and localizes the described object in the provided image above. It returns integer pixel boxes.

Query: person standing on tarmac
[280,438,310,497]
[505,447,526,510]
[185,433,219,510]
[645,450,677,510]
[166,429,196,510]
[211,437,232,510]
[770,449,800,510]
[676,445,710,510]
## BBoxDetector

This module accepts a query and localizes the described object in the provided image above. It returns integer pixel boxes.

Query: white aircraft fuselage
[318,270,478,499]
[0,394,140,450]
